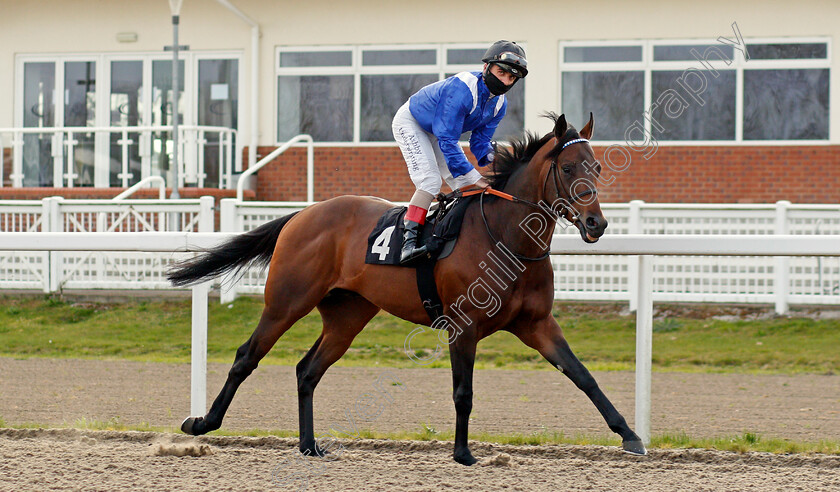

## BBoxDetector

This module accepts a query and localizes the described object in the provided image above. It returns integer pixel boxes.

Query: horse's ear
[579,112,594,140]
[554,114,568,139]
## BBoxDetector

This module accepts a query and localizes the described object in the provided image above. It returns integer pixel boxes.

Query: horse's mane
[487,112,581,190]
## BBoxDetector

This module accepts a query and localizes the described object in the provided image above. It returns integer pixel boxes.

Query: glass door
[151,59,185,186]
[109,60,143,187]
[197,58,238,188]
[63,61,96,186]
[22,62,56,186]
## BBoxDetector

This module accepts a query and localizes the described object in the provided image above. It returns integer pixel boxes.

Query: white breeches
[392,102,482,195]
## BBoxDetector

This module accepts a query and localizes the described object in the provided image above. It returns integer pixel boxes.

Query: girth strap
[415,258,443,324]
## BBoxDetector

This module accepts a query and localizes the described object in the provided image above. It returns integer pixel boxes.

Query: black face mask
[483,68,515,96]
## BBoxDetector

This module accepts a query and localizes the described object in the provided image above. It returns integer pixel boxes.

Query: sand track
[1,358,839,490]
[0,428,838,491]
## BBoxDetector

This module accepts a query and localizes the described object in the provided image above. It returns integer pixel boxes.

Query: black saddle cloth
[365,194,476,266]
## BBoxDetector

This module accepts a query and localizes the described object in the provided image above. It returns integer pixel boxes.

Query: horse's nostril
[585,216,607,232]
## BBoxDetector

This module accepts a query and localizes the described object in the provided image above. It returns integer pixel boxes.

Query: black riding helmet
[482,40,528,78]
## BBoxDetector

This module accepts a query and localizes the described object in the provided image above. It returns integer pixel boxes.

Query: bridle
[544,138,598,224]
[476,137,597,262]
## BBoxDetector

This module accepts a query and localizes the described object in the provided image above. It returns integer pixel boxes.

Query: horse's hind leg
[513,316,647,455]
[296,292,379,455]
[181,292,322,436]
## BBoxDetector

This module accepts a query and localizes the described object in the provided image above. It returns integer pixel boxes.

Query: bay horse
[168,113,646,465]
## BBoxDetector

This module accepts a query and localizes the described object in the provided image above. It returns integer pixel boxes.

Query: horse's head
[538,112,607,243]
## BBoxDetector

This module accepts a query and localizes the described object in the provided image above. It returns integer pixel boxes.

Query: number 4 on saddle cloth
[365,192,477,324]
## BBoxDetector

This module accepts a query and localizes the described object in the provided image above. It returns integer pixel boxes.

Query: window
[361,73,438,141]
[562,71,643,141]
[651,70,736,140]
[278,74,354,142]
[560,39,830,142]
[16,52,240,188]
[276,44,527,144]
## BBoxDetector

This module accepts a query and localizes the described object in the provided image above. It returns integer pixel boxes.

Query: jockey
[392,40,528,265]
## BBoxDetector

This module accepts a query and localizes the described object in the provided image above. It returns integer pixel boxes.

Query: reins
[478,189,552,261]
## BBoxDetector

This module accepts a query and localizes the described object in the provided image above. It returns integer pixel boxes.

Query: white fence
[553,201,840,313]
[0,196,213,292]
[216,199,840,312]
[2,232,838,444]
[1,197,839,313]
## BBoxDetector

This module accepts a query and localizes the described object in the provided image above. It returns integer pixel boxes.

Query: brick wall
[249,144,840,204]
[251,146,415,202]
[2,145,837,204]
[593,145,840,203]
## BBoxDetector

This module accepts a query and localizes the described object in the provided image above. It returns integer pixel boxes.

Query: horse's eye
[562,166,572,175]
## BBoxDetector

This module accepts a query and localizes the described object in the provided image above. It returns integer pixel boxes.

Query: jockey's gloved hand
[478,140,498,167]
[477,152,495,167]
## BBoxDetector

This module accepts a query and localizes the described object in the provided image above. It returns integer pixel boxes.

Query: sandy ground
[0,357,839,490]
[0,429,838,491]
[1,358,838,441]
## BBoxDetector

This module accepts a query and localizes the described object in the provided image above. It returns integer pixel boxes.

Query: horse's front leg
[448,326,478,465]
[513,316,647,455]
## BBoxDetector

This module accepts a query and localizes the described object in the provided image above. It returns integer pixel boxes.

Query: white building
[1,0,837,202]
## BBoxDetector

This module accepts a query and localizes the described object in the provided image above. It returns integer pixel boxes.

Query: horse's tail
[167,211,300,287]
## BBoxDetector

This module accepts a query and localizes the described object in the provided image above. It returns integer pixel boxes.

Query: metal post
[627,200,643,312]
[219,198,238,304]
[198,196,215,233]
[47,197,63,293]
[774,200,790,314]
[169,9,182,231]
[191,282,209,416]
[307,141,314,202]
[41,197,54,293]
[635,254,653,445]
[171,14,181,201]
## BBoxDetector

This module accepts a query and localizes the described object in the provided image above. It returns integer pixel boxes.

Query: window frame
[559,37,832,146]
[275,43,528,146]
[15,50,242,186]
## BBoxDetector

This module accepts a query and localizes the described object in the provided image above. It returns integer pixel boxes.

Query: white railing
[218,199,312,303]
[1,232,837,444]
[0,125,238,189]
[1,198,839,313]
[548,233,840,445]
[554,200,840,312]
[236,134,313,202]
[0,231,231,418]
[113,176,167,200]
[0,196,213,292]
[215,199,840,312]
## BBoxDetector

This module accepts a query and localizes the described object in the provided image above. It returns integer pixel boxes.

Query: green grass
[651,431,840,455]
[0,296,838,374]
[3,418,837,456]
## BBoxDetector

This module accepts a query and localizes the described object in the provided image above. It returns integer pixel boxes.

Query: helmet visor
[494,52,528,77]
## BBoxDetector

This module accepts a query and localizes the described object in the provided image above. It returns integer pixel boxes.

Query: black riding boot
[400,219,428,265]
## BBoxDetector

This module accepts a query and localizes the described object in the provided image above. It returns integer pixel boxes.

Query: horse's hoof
[623,440,647,456]
[300,445,330,458]
[181,416,203,435]
[454,450,477,466]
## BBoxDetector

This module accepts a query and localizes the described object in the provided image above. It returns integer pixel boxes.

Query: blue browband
[562,138,589,150]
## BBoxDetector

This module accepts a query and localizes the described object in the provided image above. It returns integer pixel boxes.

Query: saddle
[365,192,476,266]
[365,192,478,324]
